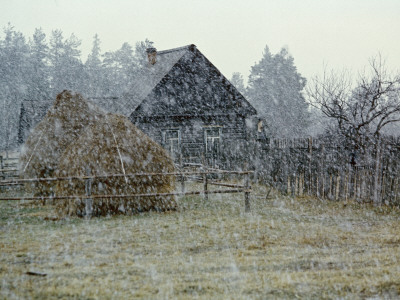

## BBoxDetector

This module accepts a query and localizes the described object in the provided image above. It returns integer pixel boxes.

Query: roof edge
[157,44,196,55]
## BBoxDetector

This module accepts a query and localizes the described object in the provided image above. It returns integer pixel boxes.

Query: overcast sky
[1,0,399,84]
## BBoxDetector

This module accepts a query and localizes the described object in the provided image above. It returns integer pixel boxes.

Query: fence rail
[0,168,253,215]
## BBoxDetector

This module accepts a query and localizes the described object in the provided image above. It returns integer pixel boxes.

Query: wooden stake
[335,174,340,201]
[85,167,93,218]
[244,169,250,212]
[180,174,185,193]
[201,157,208,201]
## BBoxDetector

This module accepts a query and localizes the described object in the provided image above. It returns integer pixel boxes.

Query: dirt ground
[1,184,400,299]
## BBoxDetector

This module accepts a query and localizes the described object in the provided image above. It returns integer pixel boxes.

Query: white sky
[1,0,400,84]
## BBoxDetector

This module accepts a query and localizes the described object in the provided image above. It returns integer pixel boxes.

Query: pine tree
[49,30,84,97]
[103,42,136,96]
[0,24,30,150]
[85,34,105,97]
[230,72,246,95]
[27,28,50,100]
[247,46,310,137]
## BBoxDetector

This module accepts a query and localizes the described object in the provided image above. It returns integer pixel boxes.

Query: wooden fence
[254,137,400,205]
[0,155,18,183]
[0,167,252,216]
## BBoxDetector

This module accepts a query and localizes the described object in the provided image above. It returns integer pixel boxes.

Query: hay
[55,113,177,217]
[19,91,105,196]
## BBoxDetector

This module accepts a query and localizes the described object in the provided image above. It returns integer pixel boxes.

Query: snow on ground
[1,183,400,298]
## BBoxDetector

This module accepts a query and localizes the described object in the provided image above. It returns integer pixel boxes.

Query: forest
[0,24,154,151]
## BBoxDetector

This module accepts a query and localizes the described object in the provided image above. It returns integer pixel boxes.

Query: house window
[204,126,222,167]
[163,129,180,159]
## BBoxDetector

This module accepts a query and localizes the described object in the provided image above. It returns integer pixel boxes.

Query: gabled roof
[129,46,189,106]
[130,44,257,118]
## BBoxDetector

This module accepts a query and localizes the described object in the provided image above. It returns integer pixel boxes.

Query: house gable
[131,45,256,119]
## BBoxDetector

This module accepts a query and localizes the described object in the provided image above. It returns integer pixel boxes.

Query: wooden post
[244,163,250,212]
[308,137,313,195]
[203,172,208,200]
[180,153,185,193]
[354,169,358,200]
[201,154,208,200]
[381,173,386,203]
[373,138,382,205]
[344,168,349,202]
[321,144,325,199]
[0,156,3,181]
[202,167,208,202]
[85,167,93,218]
[181,174,185,193]
[335,174,340,201]
[299,173,304,197]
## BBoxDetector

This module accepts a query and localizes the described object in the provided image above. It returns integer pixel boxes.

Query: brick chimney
[146,47,157,65]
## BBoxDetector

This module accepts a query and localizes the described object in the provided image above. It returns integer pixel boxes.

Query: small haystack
[19,91,105,195]
[55,113,176,217]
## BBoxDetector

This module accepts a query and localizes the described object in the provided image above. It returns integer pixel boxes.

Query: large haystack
[19,91,105,195]
[55,113,177,217]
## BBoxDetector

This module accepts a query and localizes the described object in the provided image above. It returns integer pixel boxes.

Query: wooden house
[128,44,257,167]
[18,44,257,167]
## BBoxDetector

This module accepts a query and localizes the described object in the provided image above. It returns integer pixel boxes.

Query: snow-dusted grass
[1,184,400,299]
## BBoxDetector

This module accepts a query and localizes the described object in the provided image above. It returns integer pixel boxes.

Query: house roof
[129,46,189,108]
[130,44,257,118]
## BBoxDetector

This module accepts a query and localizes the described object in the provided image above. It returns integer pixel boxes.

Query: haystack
[55,113,176,217]
[19,91,105,196]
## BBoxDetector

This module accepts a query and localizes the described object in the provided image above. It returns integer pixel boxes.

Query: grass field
[1,184,400,299]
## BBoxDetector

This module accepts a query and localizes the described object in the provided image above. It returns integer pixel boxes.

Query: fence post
[180,154,185,193]
[85,167,93,218]
[0,155,3,181]
[244,163,250,212]
[180,174,185,193]
[203,170,208,201]
[308,137,313,195]
[201,155,208,200]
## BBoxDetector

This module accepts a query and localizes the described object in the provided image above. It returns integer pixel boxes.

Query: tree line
[0,24,153,151]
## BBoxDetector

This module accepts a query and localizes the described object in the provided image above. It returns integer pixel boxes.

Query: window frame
[162,128,181,159]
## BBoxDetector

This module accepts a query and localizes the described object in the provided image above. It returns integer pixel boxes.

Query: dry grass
[1,183,400,299]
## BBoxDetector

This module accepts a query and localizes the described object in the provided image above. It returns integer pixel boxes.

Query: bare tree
[307,55,400,205]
